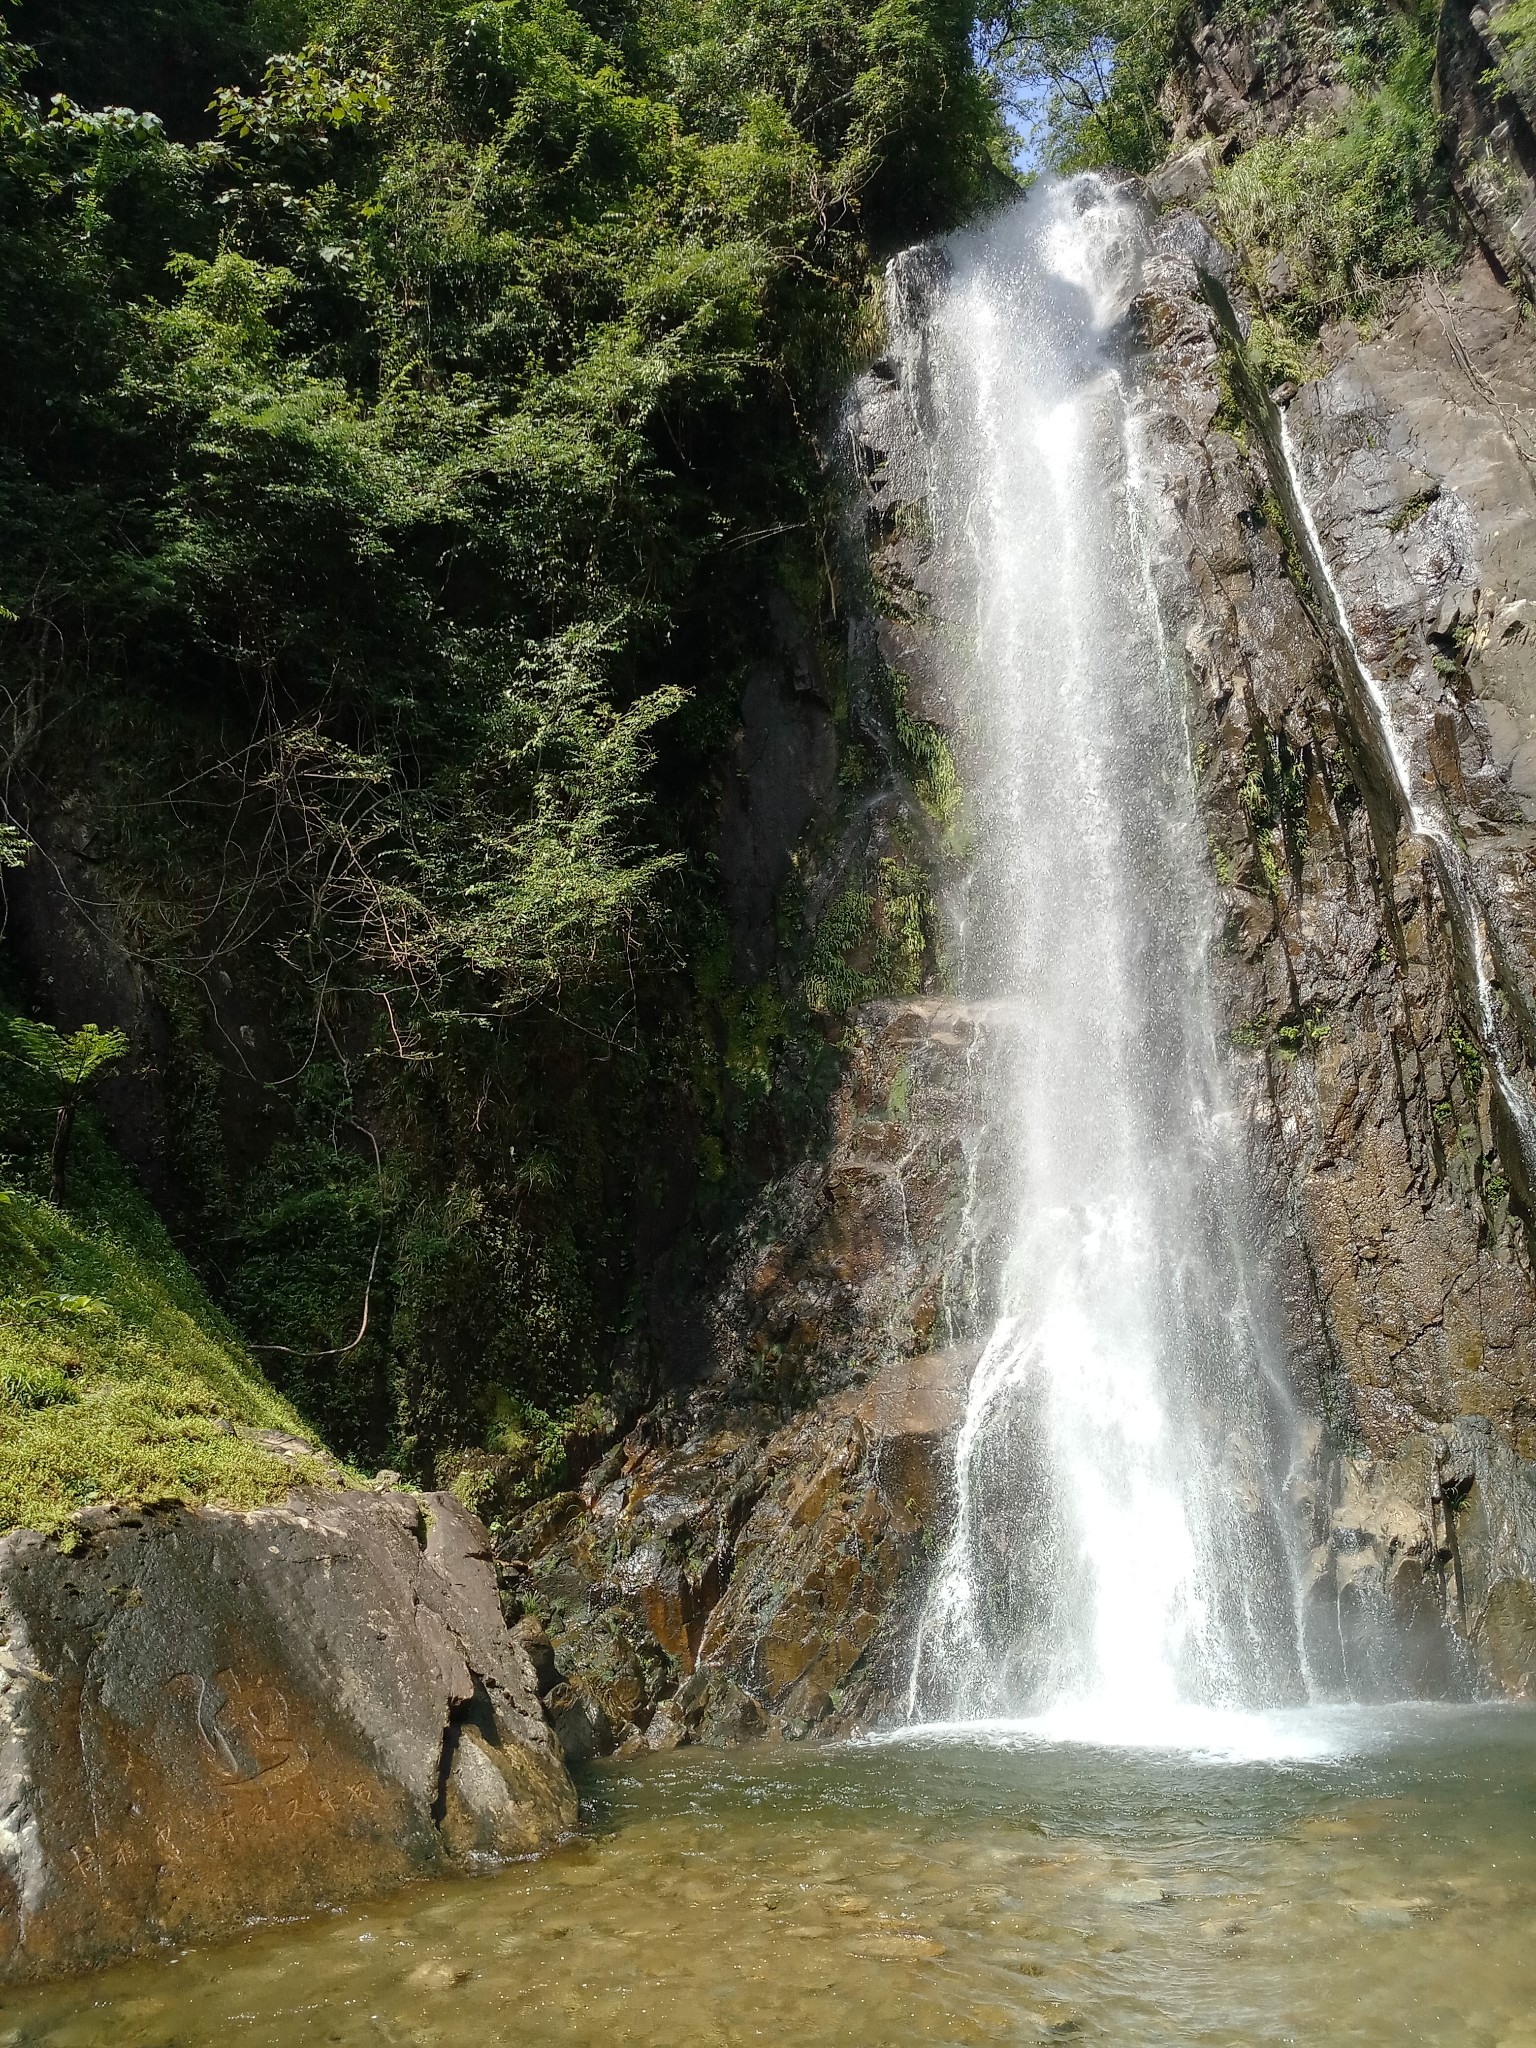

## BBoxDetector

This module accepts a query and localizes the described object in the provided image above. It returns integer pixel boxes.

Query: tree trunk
[49,1098,75,1207]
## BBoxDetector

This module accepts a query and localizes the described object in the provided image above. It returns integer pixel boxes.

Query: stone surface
[706,997,1001,1405]
[716,586,839,981]
[1438,0,1536,298]
[1296,1414,1536,1696]
[501,1344,970,1748]
[0,1487,575,1984]
[1128,203,1536,1689]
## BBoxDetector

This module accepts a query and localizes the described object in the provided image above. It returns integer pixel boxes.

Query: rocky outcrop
[1166,5,1355,154]
[0,1487,575,1984]
[706,997,998,1405]
[1437,0,1536,297]
[1297,1416,1536,1696]
[501,1341,971,1752]
[1129,190,1536,1689]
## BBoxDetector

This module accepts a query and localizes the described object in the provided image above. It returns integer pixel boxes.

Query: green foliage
[3,1020,129,1100]
[1212,9,1455,329]
[1486,0,1536,107]
[1451,1020,1485,1092]
[1274,1009,1329,1056]
[211,40,392,139]
[979,0,1192,171]
[884,669,963,830]
[802,856,933,1013]
[12,0,316,138]
[0,0,1000,1476]
[1238,726,1311,894]
[1,1016,130,1203]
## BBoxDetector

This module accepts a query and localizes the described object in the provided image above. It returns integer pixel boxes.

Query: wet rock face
[707,998,999,1406]
[0,1489,575,1983]
[501,1346,969,1751]
[1130,207,1536,1687]
[1296,1417,1536,1697]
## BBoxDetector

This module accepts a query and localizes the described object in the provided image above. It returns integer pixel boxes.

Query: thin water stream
[7,1708,1535,2046]
[1273,406,1536,1177]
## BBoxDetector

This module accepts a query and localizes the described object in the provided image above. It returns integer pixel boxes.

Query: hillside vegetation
[0,0,1001,1507]
[0,1102,324,1536]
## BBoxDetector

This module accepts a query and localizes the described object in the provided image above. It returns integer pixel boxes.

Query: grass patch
[0,1109,331,1536]
[1211,11,1456,330]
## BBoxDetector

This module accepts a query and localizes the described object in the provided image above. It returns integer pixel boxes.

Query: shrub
[1212,24,1456,329]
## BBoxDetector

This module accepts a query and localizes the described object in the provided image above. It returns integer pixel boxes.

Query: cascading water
[903,177,1312,1740]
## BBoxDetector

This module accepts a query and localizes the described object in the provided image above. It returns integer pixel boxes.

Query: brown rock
[0,1489,575,1984]
[503,1341,969,1745]
[511,1614,558,1695]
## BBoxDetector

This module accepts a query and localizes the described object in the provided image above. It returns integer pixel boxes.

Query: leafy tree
[11,0,314,138]
[0,0,1002,1472]
[978,0,1190,169]
[2,1021,130,1206]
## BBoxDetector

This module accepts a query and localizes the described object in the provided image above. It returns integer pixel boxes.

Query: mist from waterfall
[903,177,1313,1738]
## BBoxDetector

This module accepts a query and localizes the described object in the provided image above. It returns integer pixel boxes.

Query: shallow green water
[7,1705,1536,2047]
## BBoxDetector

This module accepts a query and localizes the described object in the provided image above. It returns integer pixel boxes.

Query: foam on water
[878,1704,1397,1765]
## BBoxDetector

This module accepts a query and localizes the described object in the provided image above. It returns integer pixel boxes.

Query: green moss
[802,857,934,1017]
[0,1179,323,1535]
[887,1057,912,1122]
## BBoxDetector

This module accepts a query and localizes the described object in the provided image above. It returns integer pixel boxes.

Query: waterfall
[902,178,1311,1737]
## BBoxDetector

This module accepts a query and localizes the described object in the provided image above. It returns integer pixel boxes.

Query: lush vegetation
[1211,0,1455,330]
[0,1031,322,1534]
[0,0,1001,1505]
[0,0,1475,1530]
[1486,0,1536,108]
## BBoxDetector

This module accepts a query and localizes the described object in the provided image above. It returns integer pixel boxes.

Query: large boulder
[0,1487,575,1984]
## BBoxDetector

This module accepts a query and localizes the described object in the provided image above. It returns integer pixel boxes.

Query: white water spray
[903,180,1310,1738]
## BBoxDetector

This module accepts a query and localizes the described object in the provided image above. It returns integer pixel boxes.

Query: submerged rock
[0,1488,575,1983]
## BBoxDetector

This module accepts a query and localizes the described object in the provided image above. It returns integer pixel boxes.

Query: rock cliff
[1123,4,1536,1696]
[504,26,1536,1734]
[497,999,989,1748]
[520,12,1536,1727]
